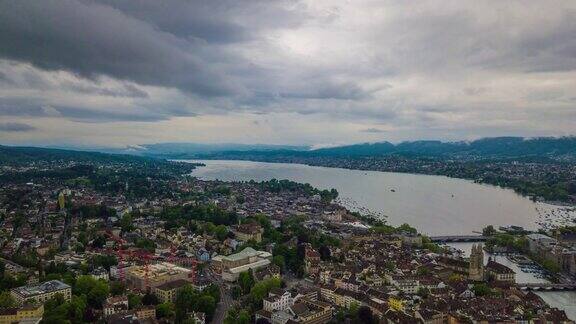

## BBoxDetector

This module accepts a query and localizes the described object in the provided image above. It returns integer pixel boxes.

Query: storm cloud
[0,0,575,146]
[0,122,36,132]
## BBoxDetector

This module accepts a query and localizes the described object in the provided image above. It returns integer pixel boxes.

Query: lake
[188,159,575,236]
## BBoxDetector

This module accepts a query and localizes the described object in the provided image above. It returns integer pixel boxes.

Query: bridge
[430,235,488,243]
[517,283,576,291]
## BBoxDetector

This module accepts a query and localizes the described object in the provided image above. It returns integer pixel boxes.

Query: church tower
[468,243,484,281]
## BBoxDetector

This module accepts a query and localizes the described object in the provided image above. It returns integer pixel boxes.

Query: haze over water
[189,160,574,236]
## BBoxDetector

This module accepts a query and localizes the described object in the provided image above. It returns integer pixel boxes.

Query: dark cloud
[0,122,35,132]
[0,97,199,123]
[0,0,243,97]
[61,82,149,98]
[93,0,305,43]
[361,128,386,133]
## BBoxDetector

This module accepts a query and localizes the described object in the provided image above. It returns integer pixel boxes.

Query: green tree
[42,294,70,324]
[120,214,135,232]
[272,255,285,269]
[156,302,175,319]
[195,295,216,321]
[237,309,251,324]
[238,271,255,294]
[249,277,281,308]
[74,275,110,307]
[110,281,126,296]
[0,291,16,309]
[69,295,87,324]
[472,283,493,296]
[214,225,229,241]
[483,225,497,236]
[128,293,142,309]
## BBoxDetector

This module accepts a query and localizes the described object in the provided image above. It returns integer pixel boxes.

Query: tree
[120,213,135,232]
[174,285,197,321]
[74,275,110,307]
[42,294,70,324]
[483,225,497,236]
[238,271,255,294]
[231,286,242,299]
[214,225,229,241]
[319,245,331,261]
[272,255,285,269]
[69,295,87,324]
[237,309,251,324]
[195,295,216,321]
[357,306,376,324]
[249,278,281,308]
[472,283,492,296]
[0,291,16,309]
[128,293,142,309]
[348,302,359,318]
[396,223,417,235]
[156,302,175,319]
[110,281,126,296]
[417,266,430,276]
[142,292,159,305]
[87,281,110,308]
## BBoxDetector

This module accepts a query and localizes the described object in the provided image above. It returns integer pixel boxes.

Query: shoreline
[187,157,576,209]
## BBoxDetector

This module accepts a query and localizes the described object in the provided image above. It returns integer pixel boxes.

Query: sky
[0,0,575,148]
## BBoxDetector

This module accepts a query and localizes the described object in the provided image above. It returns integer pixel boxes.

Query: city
[0,148,574,323]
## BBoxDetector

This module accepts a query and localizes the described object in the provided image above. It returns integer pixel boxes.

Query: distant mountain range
[98,143,309,158]
[0,145,155,165]
[307,137,576,159]
[2,137,575,162]
[120,137,576,161]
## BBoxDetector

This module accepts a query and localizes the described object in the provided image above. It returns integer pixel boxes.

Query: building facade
[11,280,71,305]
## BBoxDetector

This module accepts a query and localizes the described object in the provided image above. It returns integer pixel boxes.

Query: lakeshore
[189,159,576,236]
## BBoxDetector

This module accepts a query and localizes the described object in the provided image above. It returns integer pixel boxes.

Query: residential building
[11,280,72,305]
[125,262,192,290]
[0,304,43,324]
[264,289,293,312]
[211,247,272,282]
[232,223,264,242]
[153,279,189,303]
[103,295,129,316]
[486,260,515,283]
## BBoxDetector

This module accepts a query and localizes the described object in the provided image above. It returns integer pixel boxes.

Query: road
[211,279,233,324]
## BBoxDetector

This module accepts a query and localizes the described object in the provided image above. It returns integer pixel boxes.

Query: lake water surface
[189,160,574,236]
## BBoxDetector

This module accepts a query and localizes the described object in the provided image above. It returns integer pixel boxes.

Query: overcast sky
[0,0,575,148]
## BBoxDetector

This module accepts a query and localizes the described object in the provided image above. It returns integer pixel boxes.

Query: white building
[263,289,293,312]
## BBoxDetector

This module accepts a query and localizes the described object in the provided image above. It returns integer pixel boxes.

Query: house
[11,280,72,305]
[103,295,129,316]
[0,303,43,324]
[257,298,332,324]
[304,245,321,276]
[415,309,445,324]
[232,223,264,243]
[486,260,515,283]
[196,248,211,262]
[153,279,190,303]
[263,289,293,312]
[91,267,110,281]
